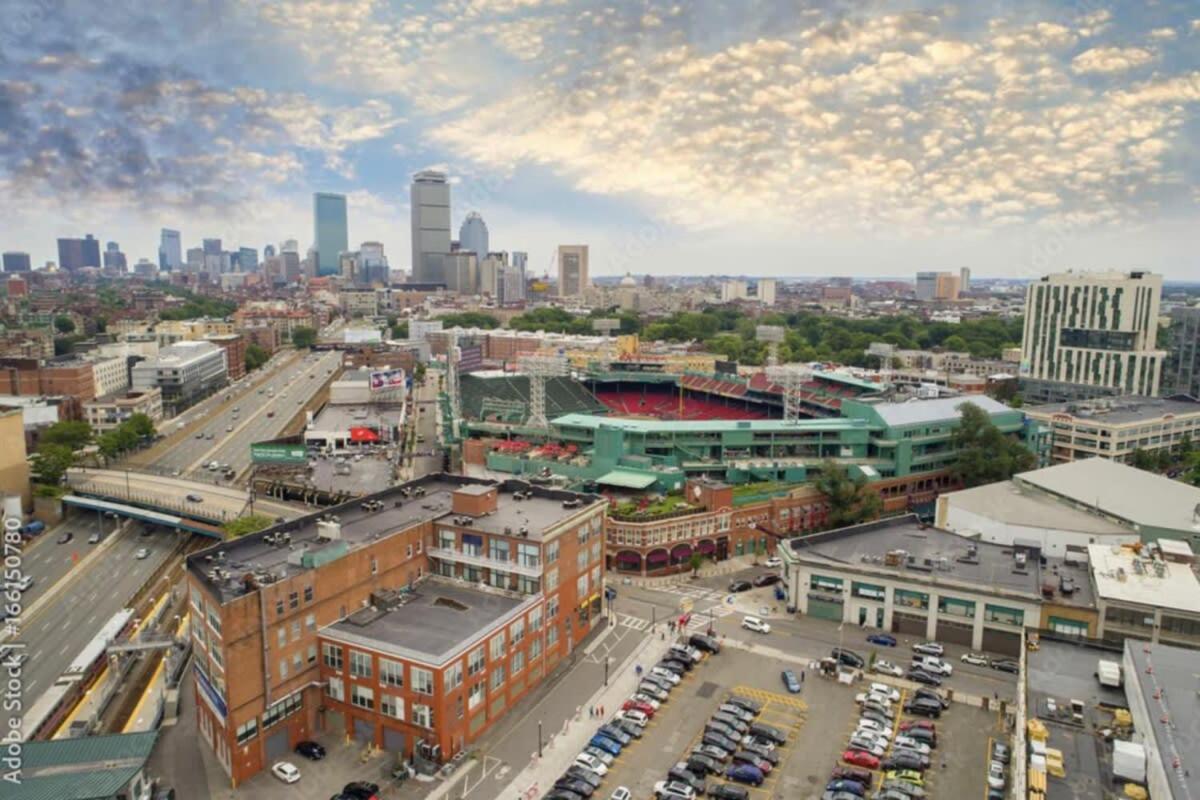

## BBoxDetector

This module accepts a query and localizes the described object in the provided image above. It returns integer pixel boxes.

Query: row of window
[832,577,1027,627]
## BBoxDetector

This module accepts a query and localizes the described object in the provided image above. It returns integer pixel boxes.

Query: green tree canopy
[223,514,274,538]
[245,343,269,372]
[291,327,318,348]
[437,312,501,330]
[54,315,76,334]
[815,461,883,529]
[391,321,409,339]
[949,402,1036,488]
[32,443,74,485]
[39,420,93,450]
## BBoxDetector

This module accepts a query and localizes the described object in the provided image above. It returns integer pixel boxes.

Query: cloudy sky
[2,0,1198,280]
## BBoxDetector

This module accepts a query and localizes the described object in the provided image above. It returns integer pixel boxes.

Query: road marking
[32,649,42,662]
[59,643,70,655]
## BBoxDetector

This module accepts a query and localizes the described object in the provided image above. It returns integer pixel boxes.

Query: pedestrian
[600,704,604,716]
[800,670,805,683]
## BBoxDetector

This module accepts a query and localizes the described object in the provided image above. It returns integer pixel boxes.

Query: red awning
[349,427,380,442]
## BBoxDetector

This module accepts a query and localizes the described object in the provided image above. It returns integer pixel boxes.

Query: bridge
[66,468,305,534]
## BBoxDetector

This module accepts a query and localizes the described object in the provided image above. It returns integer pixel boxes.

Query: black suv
[689,633,721,653]
[831,648,865,669]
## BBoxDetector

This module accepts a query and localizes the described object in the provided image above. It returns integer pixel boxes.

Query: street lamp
[604,656,610,687]
[538,720,543,758]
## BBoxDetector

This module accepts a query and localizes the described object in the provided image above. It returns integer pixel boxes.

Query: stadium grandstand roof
[856,395,1012,426]
[597,469,659,489]
[551,413,869,433]
[813,370,884,391]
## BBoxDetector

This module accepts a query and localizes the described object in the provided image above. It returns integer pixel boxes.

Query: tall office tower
[281,241,301,283]
[479,253,507,297]
[443,252,478,294]
[237,247,259,272]
[202,238,222,255]
[915,270,959,301]
[202,237,223,276]
[499,263,526,305]
[359,241,389,285]
[410,170,451,284]
[960,267,971,292]
[1165,306,1200,398]
[103,241,127,271]
[313,192,348,277]
[263,244,277,258]
[159,229,182,270]
[56,235,100,270]
[459,212,489,265]
[1021,270,1166,403]
[511,251,527,273]
[186,247,204,272]
[2,252,32,272]
[556,245,589,297]
[82,234,100,268]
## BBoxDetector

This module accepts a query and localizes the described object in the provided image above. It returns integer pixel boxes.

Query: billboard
[714,359,738,375]
[251,442,308,465]
[369,368,406,392]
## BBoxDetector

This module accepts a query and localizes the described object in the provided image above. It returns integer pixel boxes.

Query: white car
[654,781,696,800]
[855,691,893,708]
[271,761,301,783]
[741,616,771,634]
[912,641,945,657]
[575,752,609,776]
[651,667,681,685]
[616,709,649,727]
[610,789,632,800]
[917,656,953,676]
[847,737,886,757]
[868,683,901,702]
[961,652,989,666]
[871,659,904,678]
[764,557,782,568]
[988,762,1007,790]
[855,718,893,738]
[853,726,890,744]
[893,735,931,755]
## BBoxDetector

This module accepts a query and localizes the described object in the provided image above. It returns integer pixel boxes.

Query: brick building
[186,475,605,787]
[206,334,248,381]
[0,357,96,402]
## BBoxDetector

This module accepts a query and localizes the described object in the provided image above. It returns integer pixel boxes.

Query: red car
[899,720,936,732]
[842,750,881,769]
[621,699,656,717]
[831,765,873,783]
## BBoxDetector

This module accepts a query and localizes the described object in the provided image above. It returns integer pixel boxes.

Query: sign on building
[250,443,308,464]
[369,368,406,392]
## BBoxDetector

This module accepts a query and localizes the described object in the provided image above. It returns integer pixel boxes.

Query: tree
[1129,449,1156,471]
[941,335,969,352]
[291,327,317,348]
[32,444,74,485]
[438,312,501,330]
[126,413,156,439]
[245,344,269,372]
[39,420,93,450]
[815,461,883,529]
[949,402,1036,488]
[689,552,705,577]
[391,321,409,340]
[54,315,76,334]
[223,514,274,538]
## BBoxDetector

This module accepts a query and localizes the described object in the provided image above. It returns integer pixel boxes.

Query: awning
[596,470,657,490]
[350,426,380,442]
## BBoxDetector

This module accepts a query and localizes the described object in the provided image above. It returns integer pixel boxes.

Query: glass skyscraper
[313,192,348,277]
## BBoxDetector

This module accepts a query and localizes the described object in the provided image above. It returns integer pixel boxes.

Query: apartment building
[1024,394,1200,464]
[186,475,605,786]
[205,334,247,381]
[89,354,130,398]
[83,388,164,432]
[132,341,227,414]
[1021,271,1165,402]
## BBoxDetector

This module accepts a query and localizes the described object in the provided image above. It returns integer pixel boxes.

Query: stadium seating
[593,384,769,420]
[460,374,606,421]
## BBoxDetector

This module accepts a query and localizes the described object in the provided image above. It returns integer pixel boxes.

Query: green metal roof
[551,413,868,434]
[13,732,158,800]
[596,469,660,489]
[812,371,885,392]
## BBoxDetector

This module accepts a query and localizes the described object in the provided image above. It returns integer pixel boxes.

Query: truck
[1097,659,1123,688]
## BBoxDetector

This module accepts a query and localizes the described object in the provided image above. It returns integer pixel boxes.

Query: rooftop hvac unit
[317,518,342,541]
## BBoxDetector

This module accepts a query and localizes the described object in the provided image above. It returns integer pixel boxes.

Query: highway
[66,469,303,522]
[16,515,124,606]
[2,523,179,736]
[406,377,443,479]
[141,350,342,480]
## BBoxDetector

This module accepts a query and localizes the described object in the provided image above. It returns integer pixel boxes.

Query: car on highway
[205,433,214,440]
[57,531,74,545]
[271,761,301,783]
[135,547,150,560]
[831,648,865,669]
[226,426,233,432]
[780,669,801,693]
[186,494,203,502]
[194,433,204,439]
[907,667,942,686]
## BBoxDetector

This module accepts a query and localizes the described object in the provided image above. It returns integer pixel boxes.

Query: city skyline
[1,0,1198,279]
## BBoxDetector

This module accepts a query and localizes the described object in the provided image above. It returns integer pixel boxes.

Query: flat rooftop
[789,514,1094,606]
[323,577,536,666]
[1087,543,1200,614]
[856,394,1012,426]
[1125,640,1200,800]
[943,480,1133,537]
[309,403,403,432]
[1025,394,1200,426]
[1016,458,1200,537]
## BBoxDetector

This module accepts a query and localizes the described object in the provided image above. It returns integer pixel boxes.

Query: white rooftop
[870,395,1012,426]
[1088,544,1200,614]
[1016,458,1200,536]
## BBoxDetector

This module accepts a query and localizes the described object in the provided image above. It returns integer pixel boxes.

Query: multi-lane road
[2,524,179,735]
[141,350,342,480]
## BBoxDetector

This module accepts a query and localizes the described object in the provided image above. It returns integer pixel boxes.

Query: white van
[741,616,771,634]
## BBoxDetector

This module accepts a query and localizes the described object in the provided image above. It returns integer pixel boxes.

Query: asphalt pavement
[15,515,123,606]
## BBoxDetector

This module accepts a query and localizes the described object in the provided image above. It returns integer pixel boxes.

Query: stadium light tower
[446,330,462,425]
[756,325,785,367]
[766,364,811,421]
[520,354,568,429]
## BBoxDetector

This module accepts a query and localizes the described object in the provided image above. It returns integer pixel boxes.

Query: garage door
[807,596,843,622]
[264,728,289,762]
[354,718,376,745]
[324,710,345,738]
[892,612,926,637]
[936,618,974,647]
[981,628,1022,657]
[384,727,407,756]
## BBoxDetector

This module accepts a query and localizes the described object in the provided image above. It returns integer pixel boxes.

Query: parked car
[612,718,644,739]
[856,691,894,708]
[881,778,927,797]
[899,719,936,733]
[657,659,689,676]
[667,765,706,794]
[841,750,881,769]
[861,701,894,720]
[271,762,301,783]
[718,703,755,722]
[598,725,632,746]
[342,782,381,799]
[565,765,603,788]
[872,659,904,677]
[652,780,695,800]
[781,669,801,693]
[589,735,622,756]
[903,699,943,719]
[726,695,764,715]
[87,531,101,544]
[987,762,1007,790]
[831,648,865,669]
[866,633,897,647]
[639,681,670,701]
[712,712,750,734]
[884,770,925,787]
[991,741,1012,764]
[913,688,949,708]
[763,557,782,568]
[906,668,942,687]
[903,726,937,747]
[751,573,781,587]
[294,741,326,760]
[893,736,932,756]
[584,746,615,766]
[847,737,885,757]
[702,731,740,753]
[961,652,990,666]
[689,633,721,653]
[742,616,772,634]
[749,722,786,745]
[740,740,779,764]
[708,784,750,800]
[725,763,764,786]
[728,580,752,593]
[855,718,893,738]
[650,667,682,685]
[542,791,583,800]
[867,682,901,702]
[831,765,874,784]
[692,744,732,762]
[57,531,74,545]
[627,695,659,713]
[705,720,742,743]
[826,779,867,796]
[990,658,1020,674]
[135,547,150,560]
[915,656,953,676]
[575,753,609,776]
[912,642,944,657]
[685,752,721,776]
[555,777,595,797]
[883,750,930,772]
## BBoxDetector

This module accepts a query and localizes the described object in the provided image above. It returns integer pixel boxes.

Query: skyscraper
[410,170,451,284]
[103,241,127,271]
[56,235,100,270]
[313,192,348,277]
[1165,306,1200,398]
[557,245,589,297]
[1021,270,1165,402]
[264,244,277,258]
[237,247,259,272]
[459,212,489,265]
[159,229,182,270]
[2,252,32,273]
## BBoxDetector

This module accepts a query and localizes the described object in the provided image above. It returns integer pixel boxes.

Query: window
[322,644,343,670]
[350,651,372,679]
[207,607,222,637]
[370,556,378,575]
[209,645,224,669]
[576,574,588,598]
[511,619,525,645]
[810,575,843,592]
[546,567,559,592]
[304,585,314,603]
[439,530,456,549]
[591,541,601,563]
[530,607,543,631]
[547,625,559,647]
[545,540,559,562]
[490,539,510,562]
[190,586,204,614]
[517,576,540,594]
[288,591,299,609]
[380,659,404,688]
[530,636,542,660]
[327,676,344,701]
[351,685,375,710]
[490,632,506,661]
[412,666,434,695]
[382,694,404,720]
[417,538,422,553]
[457,695,464,720]
[547,596,560,620]
[985,604,1024,626]
[277,628,286,648]
[468,682,484,710]
[511,650,525,675]
[292,652,302,672]
[852,582,886,601]
[938,597,976,618]
[446,661,463,690]
[306,645,316,665]
[305,613,316,632]
[407,543,413,558]
[468,647,485,676]
[278,659,288,680]
[275,598,284,616]
[290,621,300,641]
[490,665,505,691]
[577,550,588,572]
[236,718,258,745]
[263,693,302,728]
[517,543,540,569]
[489,570,509,589]
[894,589,929,610]
[577,526,589,545]
[413,703,433,728]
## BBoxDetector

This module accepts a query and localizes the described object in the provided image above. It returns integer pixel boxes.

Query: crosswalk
[616,604,736,634]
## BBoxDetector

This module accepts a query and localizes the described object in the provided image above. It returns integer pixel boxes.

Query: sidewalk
[500,630,675,800]
[617,555,760,589]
